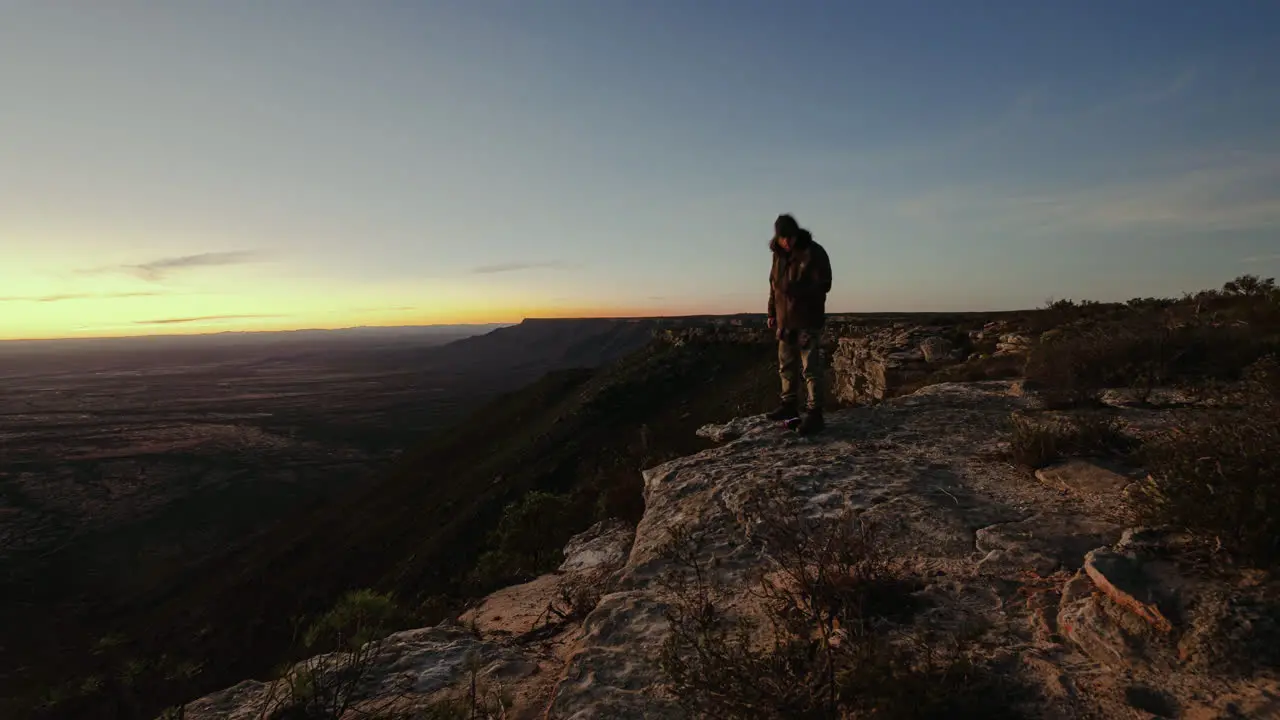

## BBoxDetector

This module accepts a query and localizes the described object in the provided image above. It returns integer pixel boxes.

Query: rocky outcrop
[179,624,541,720]
[996,332,1034,355]
[172,381,1279,720]
[652,320,874,348]
[831,325,964,404]
[653,325,773,346]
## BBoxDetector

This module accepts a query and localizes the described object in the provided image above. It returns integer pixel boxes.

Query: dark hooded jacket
[768,229,832,330]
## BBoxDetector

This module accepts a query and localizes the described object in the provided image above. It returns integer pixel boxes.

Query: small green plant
[471,491,576,588]
[258,589,405,719]
[79,675,104,694]
[301,588,403,653]
[92,633,126,655]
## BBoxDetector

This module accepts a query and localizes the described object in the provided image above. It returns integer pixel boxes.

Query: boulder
[996,333,1033,356]
[558,519,634,578]
[919,335,955,363]
[831,326,964,404]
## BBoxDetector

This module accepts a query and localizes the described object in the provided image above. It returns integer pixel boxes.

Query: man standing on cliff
[766,214,833,435]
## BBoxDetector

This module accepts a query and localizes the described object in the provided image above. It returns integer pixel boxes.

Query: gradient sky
[4,1,1280,339]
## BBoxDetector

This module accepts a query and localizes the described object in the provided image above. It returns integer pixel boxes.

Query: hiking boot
[765,403,799,422]
[797,409,825,435]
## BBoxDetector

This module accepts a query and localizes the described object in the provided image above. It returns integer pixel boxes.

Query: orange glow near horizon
[0,253,722,340]
[0,296,715,342]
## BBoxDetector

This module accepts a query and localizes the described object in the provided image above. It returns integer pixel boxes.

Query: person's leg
[799,329,824,412]
[798,329,826,433]
[768,330,800,419]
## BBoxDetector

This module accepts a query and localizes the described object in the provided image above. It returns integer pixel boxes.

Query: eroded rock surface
[831,325,965,404]
[180,625,539,720]
[548,382,1103,718]
[170,380,1279,720]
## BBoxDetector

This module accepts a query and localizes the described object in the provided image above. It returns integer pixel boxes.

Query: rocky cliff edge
[174,380,1279,719]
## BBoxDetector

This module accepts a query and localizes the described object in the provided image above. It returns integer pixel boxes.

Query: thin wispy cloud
[83,251,261,282]
[470,261,574,275]
[134,314,281,325]
[891,68,1200,172]
[1244,253,1280,264]
[0,291,161,303]
[1078,67,1200,121]
[896,151,1280,236]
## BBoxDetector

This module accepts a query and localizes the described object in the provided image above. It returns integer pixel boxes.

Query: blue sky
[3,1,1280,338]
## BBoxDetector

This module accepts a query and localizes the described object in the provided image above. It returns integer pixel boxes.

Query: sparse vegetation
[658,489,1027,719]
[1024,276,1280,408]
[1009,411,1134,469]
[470,491,576,588]
[1011,277,1280,565]
[415,654,514,720]
[1135,356,1280,568]
[553,577,604,623]
[923,352,1024,385]
[257,589,405,719]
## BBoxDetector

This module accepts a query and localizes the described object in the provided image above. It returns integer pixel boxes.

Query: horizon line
[0,308,1036,344]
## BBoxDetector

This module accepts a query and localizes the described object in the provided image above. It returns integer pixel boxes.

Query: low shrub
[470,491,577,588]
[926,354,1025,385]
[1025,317,1277,409]
[1136,357,1280,568]
[1009,412,1133,468]
[259,590,405,719]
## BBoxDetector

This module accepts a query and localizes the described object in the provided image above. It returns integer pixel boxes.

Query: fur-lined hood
[769,228,814,254]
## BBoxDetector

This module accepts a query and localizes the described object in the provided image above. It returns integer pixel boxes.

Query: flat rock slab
[976,514,1123,576]
[1035,459,1130,497]
[460,573,564,637]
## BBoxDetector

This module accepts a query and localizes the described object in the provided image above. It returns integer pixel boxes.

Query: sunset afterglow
[4,3,1279,340]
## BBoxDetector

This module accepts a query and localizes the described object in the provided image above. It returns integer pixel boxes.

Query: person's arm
[812,244,832,296]
[789,245,832,298]
[767,256,778,325]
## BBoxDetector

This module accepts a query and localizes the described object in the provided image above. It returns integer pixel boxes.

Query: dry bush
[553,578,603,622]
[1135,356,1280,568]
[657,491,1027,719]
[1019,298,1125,335]
[925,354,1025,385]
[1009,412,1134,469]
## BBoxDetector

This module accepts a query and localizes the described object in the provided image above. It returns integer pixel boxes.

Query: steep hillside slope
[20,338,781,720]
[1,318,678,719]
[374,318,662,377]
